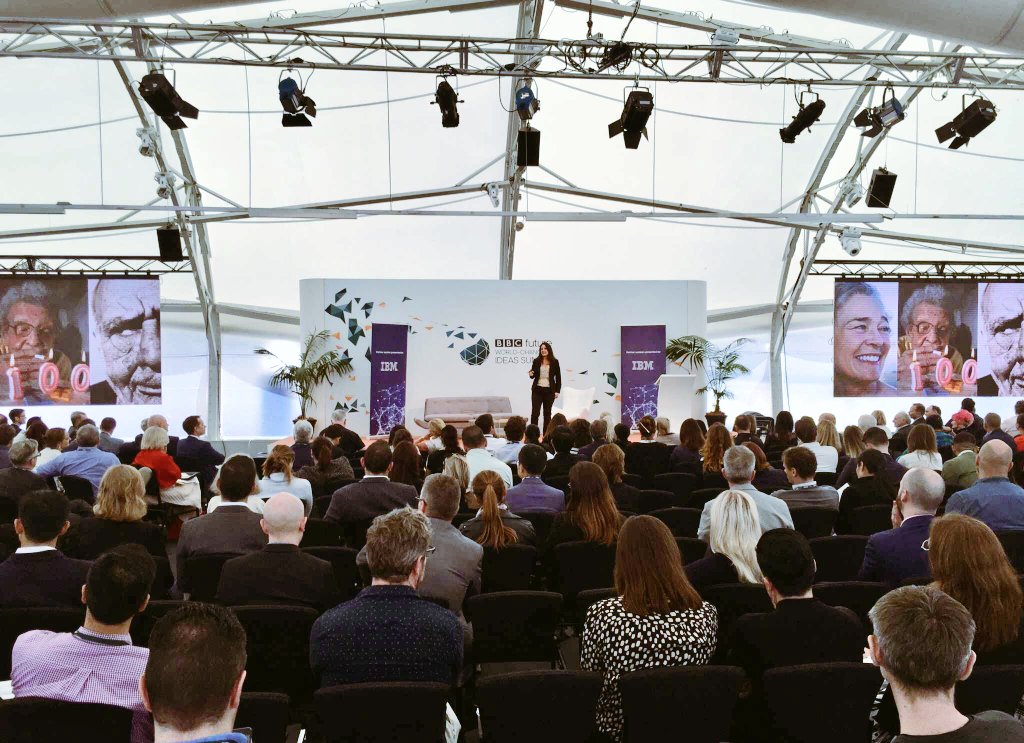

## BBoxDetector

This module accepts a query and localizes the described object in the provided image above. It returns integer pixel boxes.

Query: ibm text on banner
[369,323,409,436]
[620,325,667,428]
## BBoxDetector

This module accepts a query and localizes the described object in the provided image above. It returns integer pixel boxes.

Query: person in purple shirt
[34,424,119,495]
[981,412,1017,450]
[290,419,315,470]
[12,544,156,743]
[505,444,566,513]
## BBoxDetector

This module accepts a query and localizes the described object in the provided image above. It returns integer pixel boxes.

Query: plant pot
[705,411,727,427]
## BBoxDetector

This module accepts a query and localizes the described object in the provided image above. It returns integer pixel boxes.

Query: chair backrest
[482,544,538,593]
[541,475,569,494]
[574,587,617,634]
[231,605,319,703]
[955,664,1024,717]
[815,472,838,487]
[652,472,697,507]
[477,670,603,743]
[129,599,185,648]
[302,546,361,601]
[619,665,745,743]
[789,507,838,539]
[314,495,334,518]
[996,531,1024,574]
[150,555,173,600]
[812,581,888,637]
[0,606,85,679]
[57,475,95,505]
[809,535,869,582]
[300,518,342,548]
[636,489,674,514]
[553,541,617,601]
[689,487,723,509]
[314,682,450,743]
[465,591,562,664]
[675,537,709,566]
[762,662,882,743]
[850,504,893,536]
[0,697,133,743]
[340,517,375,550]
[236,692,291,743]
[182,552,237,602]
[701,584,773,653]
[516,511,556,547]
[621,473,645,489]
[649,507,701,538]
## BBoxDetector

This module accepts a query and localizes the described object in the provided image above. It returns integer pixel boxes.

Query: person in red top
[1012,413,1024,454]
[133,425,181,489]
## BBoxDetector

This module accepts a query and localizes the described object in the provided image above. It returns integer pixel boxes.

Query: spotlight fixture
[135,127,157,157]
[431,70,462,128]
[779,90,826,144]
[138,71,198,130]
[609,87,654,150]
[598,41,633,72]
[840,227,862,257]
[843,179,865,208]
[279,72,317,127]
[515,79,539,122]
[853,84,904,138]
[935,96,997,150]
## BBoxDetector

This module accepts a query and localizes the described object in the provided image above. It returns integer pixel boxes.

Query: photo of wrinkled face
[2,300,56,360]
[906,300,951,354]
[981,283,1024,395]
[92,279,161,404]
[835,291,892,388]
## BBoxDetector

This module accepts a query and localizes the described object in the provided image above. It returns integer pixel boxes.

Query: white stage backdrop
[300,279,707,436]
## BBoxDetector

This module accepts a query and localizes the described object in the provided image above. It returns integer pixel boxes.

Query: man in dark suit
[98,417,124,454]
[0,489,91,607]
[0,440,46,521]
[216,493,339,612]
[859,467,944,586]
[0,423,16,470]
[506,444,566,513]
[542,426,581,480]
[327,410,366,458]
[836,427,907,489]
[176,415,225,489]
[981,412,1016,449]
[174,455,267,596]
[577,419,609,461]
[324,441,417,525]
[889,411,913,456]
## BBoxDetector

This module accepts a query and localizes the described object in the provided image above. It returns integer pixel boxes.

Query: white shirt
[465,447,514,489]
[15,546,56,554]
[493,441,524,465]
[898,450,944,471]
[207,495,265,514]
[799,441,839,473]
[538,364,551,388]
[256,472,314,515]
[484,435,508,451]
[34,448,62,469]
[425,437,445,453]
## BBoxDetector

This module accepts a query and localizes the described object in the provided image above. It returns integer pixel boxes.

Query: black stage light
[854,85,904,138]
[598,41,633,71]
[609,88,653,149]
[139,72,198,130]
[780,95,826,143]
[432,79,462,128]
[279,75,317,127]
[866,167,897,208]
[935,97,997,150]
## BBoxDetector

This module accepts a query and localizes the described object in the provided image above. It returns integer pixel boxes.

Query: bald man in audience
[215,493,340,612]
[945,440,1024,532]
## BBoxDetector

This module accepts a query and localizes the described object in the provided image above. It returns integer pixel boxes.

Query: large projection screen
[833,279,1024,398]
[0,278,161,406]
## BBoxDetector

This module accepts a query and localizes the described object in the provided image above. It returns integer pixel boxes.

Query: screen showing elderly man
[0,280,89,405]
[896,282,976,395]
[978,282,1024,397]
[89,279,162,405]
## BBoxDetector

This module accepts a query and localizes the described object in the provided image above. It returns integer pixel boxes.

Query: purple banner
[620,325,666,429]
[369,323,409,436]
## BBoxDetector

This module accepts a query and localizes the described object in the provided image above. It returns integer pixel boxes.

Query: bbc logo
[495,339,524,348]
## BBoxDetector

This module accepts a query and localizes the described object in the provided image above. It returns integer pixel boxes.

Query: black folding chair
[676,537,709,566]
[482,544,538,592]
[517,511,556,548]
[477,670,602,743]
[652,472,697,507]
[815,472,837,487]
[129,599,185,648]
[302,546,361,601]
[850,504,893,536]
[955,664,1024,716]
[701,583,773,660]
[649,507,701,538]
[813,581,888,637]
[790,507,837,539]
[466,591,562,667]
[809,535,869,582]
[621,473,645,489]
[0,606,85,679]
[236,692,290,743]
[314,495,334,518]
[996,531,1024,574]
[182,552,237,601]
[574,587,617,636]
[232,605,319,704]
[314,682,449,743]
[0,697,133,743]
[56,475,95,505]
[689,487,723,509]
[301,518,342,548]
[636,489,674,514]
[542,475,570,494]
[553,541,616,612]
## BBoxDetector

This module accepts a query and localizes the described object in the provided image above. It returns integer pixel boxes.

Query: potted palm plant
[666,335,751,427]
[255,329,354,425]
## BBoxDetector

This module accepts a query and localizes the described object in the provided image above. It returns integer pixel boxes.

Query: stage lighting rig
[843,179,865,208]
[935,95,997,149]
[154,173,175,200]
[853,84,904,138]
[779,90,826,144]
[135,127,157,157]
[279,69,317,127]
[138,71,198,130]
[431,69,462,128]
[840,228,862,257]
[515,79,539,122]
[609,87,653,150]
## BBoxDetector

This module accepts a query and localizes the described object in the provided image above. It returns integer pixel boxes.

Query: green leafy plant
[255,330,353,418]
[666,335,751,413]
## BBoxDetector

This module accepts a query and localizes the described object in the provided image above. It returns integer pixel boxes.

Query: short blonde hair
[140,425,169,451]
[443,453,469,493]
[428,419,445,437]
[94,465,148,522]
[365,507,432,583]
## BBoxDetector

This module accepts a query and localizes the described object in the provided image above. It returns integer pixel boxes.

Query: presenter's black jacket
[530,358,562,394]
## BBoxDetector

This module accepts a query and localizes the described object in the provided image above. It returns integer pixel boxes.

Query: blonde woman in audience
[816,420,842,453]
[414,418,446,454]
[64,465,166,558]
[208,453,265,514]
[897,425,943,471]
[257,445,313,515]
[684,489,762,592]
[872,409,890,433]
[459,470,536,547]
[442,453,471,507]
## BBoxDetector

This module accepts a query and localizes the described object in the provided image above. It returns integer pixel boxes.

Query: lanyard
[72,630,130,647]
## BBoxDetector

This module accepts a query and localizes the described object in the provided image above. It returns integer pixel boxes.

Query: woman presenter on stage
[529,341,561,433]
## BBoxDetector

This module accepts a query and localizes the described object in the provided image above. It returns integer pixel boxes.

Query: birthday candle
[909,350,924,392]
[38,361,60,394]
[70,363,90,393]
[963,358,978,385]
[6,355,22,401]
[935,347,954,388]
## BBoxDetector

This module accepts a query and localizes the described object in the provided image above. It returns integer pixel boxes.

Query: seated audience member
[126,414,180,459]
[327,409,366,458]
[1004,402,1024,438]
[570,418,593,454]
[770,446,840,511]
[177,415,225,487]
[493,415,527,465]
[625,415,671,480]
[700,423,733,490]
[207,454,265,514]
[98,417,123,454]
[577,419,610,461]
[414,418,446,454]
[175,456,267,596]
[582,516,717,742]
[698,446,793,542]
[0,489,90,607]
[311,507,462,686]
[358,474,482,640]
[0,440,46,514]
[389,440,425,491]
[133,425,201,511]
[542,414,569,453]
[745,442,789,494]
[474,413,507,450]
[592,444,641,513]
[686,489,763,592]
[731,529,863,678]
[836,449,897,534]
[461,470,537,547]
[64,465,166,559]
[8,408,24,433]
[982,412,1016,449]
[443,454,471,504]
[764,411,798,449]
[858,414,879,433]
[795,416,839,473]
[0,424,15,469]
[670,419,705,470]
[818,412,837,427]
[859,468,943,586]
[36,426,68,469]
[505,444,565,513]
[141,603,249,743]
[524,423,544,447]
[928,414,954,449]
[544,426,582,480]
[612,423,631,453]
[290,419,315,470]
[426,424,465,474]
[1015,413,1024,453]
[296,436,355,494]
[733,414,762,447]
[655,416,680,446]
[547,462,622,557]
[64,411,84,440]
[463,425,513,488]
[19,420,47,451]
[943,432,980,489]
[817,420,845,470]
[897,424,944,471]
[325,441,418,525]
[842,425,867,460]
[216,493,339,612]
[35,424,119,495]
[836,427,908,489]
[12,545,155,743]
[868,586,1024,742]
[257,445,313,515]
[945,440,1024,531]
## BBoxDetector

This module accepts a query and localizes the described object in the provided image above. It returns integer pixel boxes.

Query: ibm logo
[379,361,399,372]
[631,361,655,371]
[494,339,524,348]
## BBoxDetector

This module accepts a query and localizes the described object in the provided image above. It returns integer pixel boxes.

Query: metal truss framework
[809,260,1024,279]
[0,255,191,274]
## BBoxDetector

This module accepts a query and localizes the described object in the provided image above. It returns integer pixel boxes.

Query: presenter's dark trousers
[531,387,555,433]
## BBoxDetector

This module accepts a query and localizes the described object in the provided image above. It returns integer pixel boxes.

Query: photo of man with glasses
[896,282,976,395]
[978,282,1024,397]
[89,279,162,404]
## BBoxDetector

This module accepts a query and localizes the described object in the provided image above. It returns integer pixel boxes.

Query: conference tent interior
[1,0,1023,447]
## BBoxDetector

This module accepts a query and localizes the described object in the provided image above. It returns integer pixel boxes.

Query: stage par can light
[515,81,539,122]
[279,75,317,127]
[433,79,461,128]
[779,95,826,143]
[139,72,198,130]
[609,88,654,149]
[936,97,997,150]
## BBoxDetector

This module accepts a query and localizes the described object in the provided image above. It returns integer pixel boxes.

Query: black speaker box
[157,227,184,262]
[517,128,540,167]
[866,167,897,208]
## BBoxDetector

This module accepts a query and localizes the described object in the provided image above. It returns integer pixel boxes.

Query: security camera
[154,172,176,200]
[840,227,862,257]
[136,127,157,157]
[486,183,500,208]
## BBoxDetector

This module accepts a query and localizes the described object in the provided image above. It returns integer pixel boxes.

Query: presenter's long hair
[472,470,517,549]
[567,462,621,546]
[534,341,556,365]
